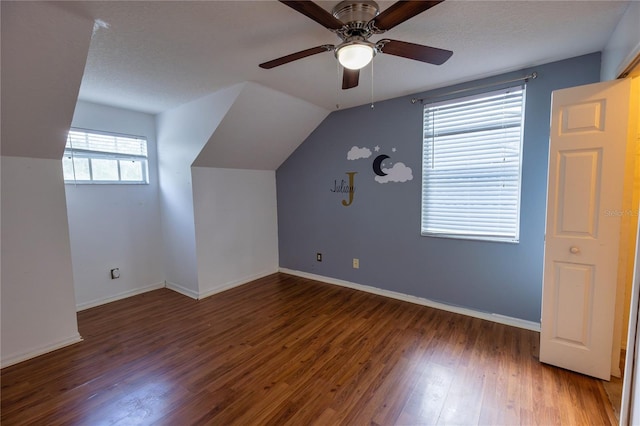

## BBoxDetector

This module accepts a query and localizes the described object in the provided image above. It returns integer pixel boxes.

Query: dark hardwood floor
[1,273,616,425]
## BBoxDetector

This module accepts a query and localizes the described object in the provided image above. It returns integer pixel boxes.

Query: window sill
[421,232,519,244]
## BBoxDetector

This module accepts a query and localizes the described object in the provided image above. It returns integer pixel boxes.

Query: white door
[540,79,631,380]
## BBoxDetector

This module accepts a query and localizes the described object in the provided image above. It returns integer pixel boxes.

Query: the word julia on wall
[330,172,357,206]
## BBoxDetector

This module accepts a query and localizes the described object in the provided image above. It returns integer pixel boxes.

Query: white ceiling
[62,0,629,114]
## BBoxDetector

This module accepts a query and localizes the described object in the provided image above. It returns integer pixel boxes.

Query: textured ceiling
[61,0,629,114]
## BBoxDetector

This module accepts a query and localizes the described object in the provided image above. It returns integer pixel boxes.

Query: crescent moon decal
[372,154,390,176]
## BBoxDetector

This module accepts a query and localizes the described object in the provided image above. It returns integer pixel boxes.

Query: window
[421,86,525,243]
[63,129,149,184]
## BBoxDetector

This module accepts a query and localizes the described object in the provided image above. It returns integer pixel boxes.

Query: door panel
[555,149,602,236]
[553,262,593,347]
[541,79,631,380]
[560,100,605,133]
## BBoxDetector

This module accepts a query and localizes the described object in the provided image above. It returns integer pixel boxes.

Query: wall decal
[375,162,413,183]
[344,145,413,185]
[372,154,390,176]
[330,172,357,206]
[347,146,372,160]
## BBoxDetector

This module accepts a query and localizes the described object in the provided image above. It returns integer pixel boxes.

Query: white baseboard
[279,268,541,332]
[165,281,199,299]
[76,282,166,311]
[1,333,83,369]
[198,269,278,300]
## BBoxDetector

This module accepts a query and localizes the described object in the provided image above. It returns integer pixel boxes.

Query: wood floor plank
[1,273,616,425]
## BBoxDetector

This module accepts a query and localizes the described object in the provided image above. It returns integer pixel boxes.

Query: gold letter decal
[342,172,357,206]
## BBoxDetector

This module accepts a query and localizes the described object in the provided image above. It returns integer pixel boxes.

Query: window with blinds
[421,86,525,242]
[63,129,149,184]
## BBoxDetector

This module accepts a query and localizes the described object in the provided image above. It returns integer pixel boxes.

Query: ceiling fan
[259,0,453,90]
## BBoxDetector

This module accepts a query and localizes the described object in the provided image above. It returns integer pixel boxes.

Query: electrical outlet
[110,268,120,279]
[353,258,359,269]
[316,253,322,262]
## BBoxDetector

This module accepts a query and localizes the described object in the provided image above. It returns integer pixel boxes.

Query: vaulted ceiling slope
[64,1,629,113]
[156,81,328,172]
[1,1,94,159]
[193,83,329,170]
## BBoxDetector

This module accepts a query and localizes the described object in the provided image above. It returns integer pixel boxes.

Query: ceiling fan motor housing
[332,1,379,38]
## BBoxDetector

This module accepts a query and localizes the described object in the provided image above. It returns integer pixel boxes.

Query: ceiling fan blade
[342,68,360,90]
[279,1,344,30]
[379,39,452,65]
[259,45,334,69]
[371,1,444,32]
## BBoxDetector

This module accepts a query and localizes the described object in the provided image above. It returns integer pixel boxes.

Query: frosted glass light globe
[337,43,374,70]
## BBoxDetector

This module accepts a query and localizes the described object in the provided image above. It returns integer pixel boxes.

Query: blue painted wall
[276,53,601,322]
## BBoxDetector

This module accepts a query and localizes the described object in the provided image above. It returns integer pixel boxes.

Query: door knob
[570,246,580,254]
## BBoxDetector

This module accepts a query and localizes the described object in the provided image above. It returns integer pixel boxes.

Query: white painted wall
[158,82,327,298]
[1,157,82,367]
[601,1,640,80]
[156,85,243,297]
[65,101,164,310]
[1,1,93,367]
[187,83,326,298]
[192,167,279,297]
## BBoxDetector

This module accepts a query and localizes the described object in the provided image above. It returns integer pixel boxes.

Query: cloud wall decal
[374,162,413,183]
[347,146,372,160]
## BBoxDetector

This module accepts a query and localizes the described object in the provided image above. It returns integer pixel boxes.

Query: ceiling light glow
[336,43,375,70]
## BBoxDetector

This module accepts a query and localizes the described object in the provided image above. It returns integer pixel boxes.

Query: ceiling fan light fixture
[336,42,375,70]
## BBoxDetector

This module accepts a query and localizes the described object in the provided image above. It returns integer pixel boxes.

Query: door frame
[621,216,640,425]
[619,74,640,425]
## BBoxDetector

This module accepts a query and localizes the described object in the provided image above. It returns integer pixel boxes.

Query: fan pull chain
[370,60,375,109]
[336,61,341,110]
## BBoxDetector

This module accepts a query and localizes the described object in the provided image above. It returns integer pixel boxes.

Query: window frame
[420,85,526,243]
[63,128,149,185]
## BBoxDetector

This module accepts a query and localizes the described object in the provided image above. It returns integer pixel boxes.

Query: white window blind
[63,129,149,184]
[421,86,525,242]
